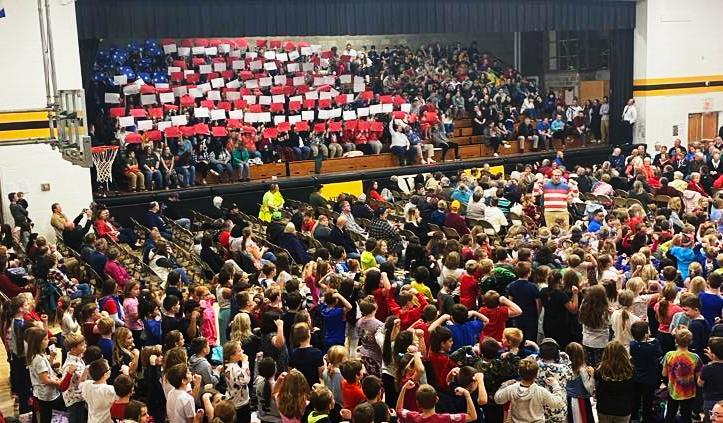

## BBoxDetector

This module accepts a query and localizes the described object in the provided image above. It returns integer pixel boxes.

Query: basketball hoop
[91,146,119,190]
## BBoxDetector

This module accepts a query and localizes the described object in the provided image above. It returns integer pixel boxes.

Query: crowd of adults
[90,39,617,192]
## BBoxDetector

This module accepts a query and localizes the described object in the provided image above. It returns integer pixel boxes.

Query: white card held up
[369,104,383,115]
[163,44,177,54]
[189,88,203,98]
[178,47,191,57]
[317,109,330,119]
[232,60,244,70]
[225,79,241,89]
[137,120,154,131]
[207,90,221,101]
[353,83,365,93]
[259,77,272,87]
[382,104,393,113]
[192,46,205,55]
[243,95,257,104]
[339,74,352,84]
[205,47,218,56]
[302,110,315,121]
[171,115,187,126]
[311,44,322,53]
[320,58,330,68]
[213,62,227,72]
[198,82,212,93]
[184,69,195,76]
[264,51,276,60]
[300,46,312,56]
[218,44,231,54]
[157,121,172,131]
[210,109,226,121]
[276,52,288,62]
[319,91,332,100]
[324,76,336,85]
[244,113,257,123]
[293,76,306,86]
[343,110,356,121]
[229,49,242,58]
[194,107,210,118]
[302,62,314,72]
[173,86,188,97]
[330,88,340,97]
[134,78,146,86]
[199,64,212,74]
[226,91,241,101]
[245,79,259,89]
[211,77,225,88]
[229,109,244,119]
[264,61,277,71]
[272,94,285,103]
[167,66,181,75]
[160,92,176,103]
[113,75,128,86]
[305,91,319,100]
[330,108,342,118]
[141,94,157,105]
[259,96,272,105]
[346,94,354,103]
[288,50,300,61]
[400,103,411,113]
[356,107,370,117]
[245,51,258,59]
[273,75,287,85]
[354,76,365,85]
[258,112,272,123]
[249,60,262,71]
[156,83,170,90]
[288,115,301,124]
[289,95,302,103]
[104,93,121,104]
[123,85,140,96]
[313,77,324,86]
[273,115,286,125]
[119,116,135,127]
[286,63,299,72]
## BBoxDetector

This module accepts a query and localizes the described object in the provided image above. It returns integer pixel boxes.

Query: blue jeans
[175,218,191,230]
[292,146,311,160]
[143,169,163,189]
[176,165,196,187]
[71,283,92,299]
[234,162,250,180]
[68,401,88,423]
[391,146,415,165]
[213,162,233,178]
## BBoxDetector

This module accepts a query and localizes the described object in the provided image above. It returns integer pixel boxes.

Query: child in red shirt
[478,291,522,342]
[340,359,366,410]
[396,380,476,423]
[387,287,429,330]
[458,260,480,310]
[427,327,457,392]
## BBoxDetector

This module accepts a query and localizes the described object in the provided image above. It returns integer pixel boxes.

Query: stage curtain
[75,0,636,40]
[608,29,634,145]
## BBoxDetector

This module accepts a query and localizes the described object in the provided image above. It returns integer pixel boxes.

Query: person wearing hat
[264,212,284,245]
[444,200,470,236]
[308,184,329,209]
[258,183,284,222]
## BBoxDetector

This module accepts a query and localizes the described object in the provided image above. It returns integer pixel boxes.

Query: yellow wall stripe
[0,128,52,141]
[633,86,723,97]
[0,111,49,124]
[634,75,723,86]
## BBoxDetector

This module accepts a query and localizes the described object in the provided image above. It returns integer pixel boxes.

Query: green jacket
[231,148,249,166]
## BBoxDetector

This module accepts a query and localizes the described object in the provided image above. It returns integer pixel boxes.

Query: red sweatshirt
[386,291,428,330]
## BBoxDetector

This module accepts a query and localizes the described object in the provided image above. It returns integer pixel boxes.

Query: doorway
[688,112,719,141]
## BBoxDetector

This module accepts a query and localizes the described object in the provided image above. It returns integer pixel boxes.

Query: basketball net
[91,146,119,189]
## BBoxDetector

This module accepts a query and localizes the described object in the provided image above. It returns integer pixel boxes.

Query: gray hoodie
[493,381,565,423]
[189,354,219,386]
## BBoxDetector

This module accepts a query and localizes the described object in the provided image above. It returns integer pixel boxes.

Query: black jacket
[329,226,358,255]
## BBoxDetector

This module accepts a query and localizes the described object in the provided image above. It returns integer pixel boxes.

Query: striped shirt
[542,181,570,211]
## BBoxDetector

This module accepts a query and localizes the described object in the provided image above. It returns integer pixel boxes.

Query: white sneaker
[209,170,219,176]
[493,152,499,157]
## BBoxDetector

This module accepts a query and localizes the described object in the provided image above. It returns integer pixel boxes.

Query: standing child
[26,326,63,423]
[123,281,144,348]
[494,357,565,422]
[387,286,430,330]
[683,296,712,359]
[629,321,663,423]
[195,286,218,347]
[80,359,117,423]
[165,363,197,423]
[429,304,488,352]
[110,374,135,419]
[275,369,311,423]
[96,316,115,363]
[478,290,522,342]
[320,289,353,350]
[594,341,635,422]
[579,284,612,367]
[662,328,703,423]
[7,295,32,414]
[112,326,140,380]
[397,381,477,423]
[356,296,384,378]
[564,342,595,423]
[140,301,162,346]
[60,333,87,423]
[322,345,348,405]
[189,337,219,386]
[427,327,457,392]
[611,290,640,347]
[289,323,325,387]
[218,288,233,345]
[223,340,252,423]
[340,359,366,410]
[458,260,480,309]
[254,355,281,423]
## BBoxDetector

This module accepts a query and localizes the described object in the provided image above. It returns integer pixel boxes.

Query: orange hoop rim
[91,145,120,154]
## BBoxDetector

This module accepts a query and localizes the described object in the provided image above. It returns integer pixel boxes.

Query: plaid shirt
[47,268,77,297]
[367,218,402,251]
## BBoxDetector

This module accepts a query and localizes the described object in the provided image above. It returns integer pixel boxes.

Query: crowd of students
[91,39,612,192]
[2,133,723,423]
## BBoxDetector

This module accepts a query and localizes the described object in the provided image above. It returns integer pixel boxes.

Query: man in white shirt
[483,197,508,233]
[342,42,358,58]
[622,98,637,144]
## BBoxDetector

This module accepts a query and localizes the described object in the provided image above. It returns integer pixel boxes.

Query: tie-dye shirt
[663,350,703,400]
